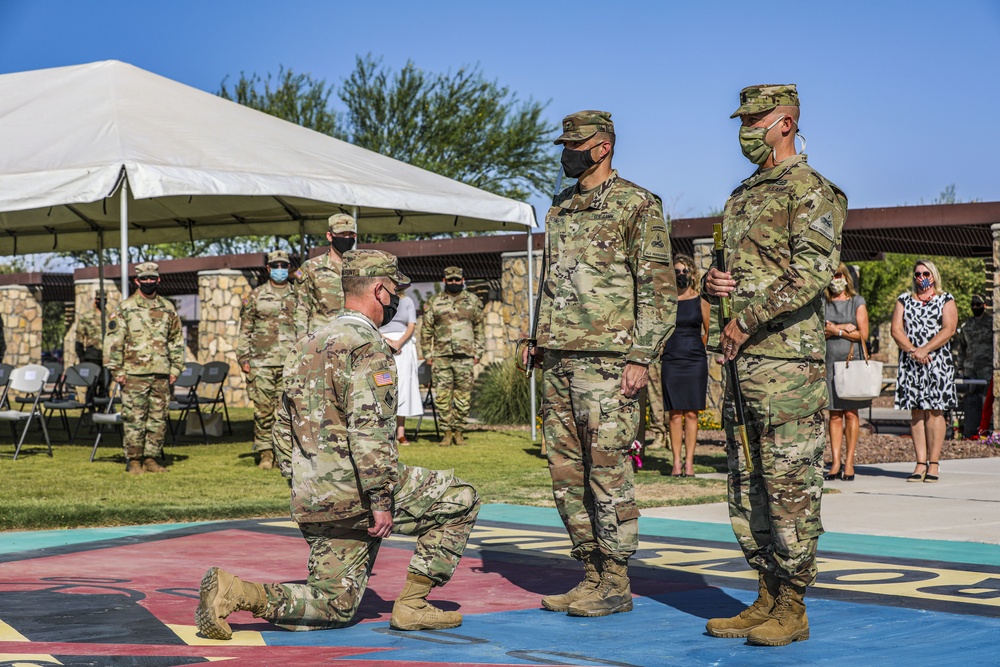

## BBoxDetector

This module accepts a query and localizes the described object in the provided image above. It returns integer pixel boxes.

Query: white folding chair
[0,364,53,459]
[90,382,123,462]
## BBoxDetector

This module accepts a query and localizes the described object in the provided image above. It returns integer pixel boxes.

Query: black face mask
[972,306,985,317]
[380,291,399,327]
[138,281,158,296]
[444,283,464,294]
[560,146,597,179]
[330,237,355,254]
[676,274,690,290]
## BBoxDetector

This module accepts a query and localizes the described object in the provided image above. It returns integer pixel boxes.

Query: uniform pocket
[596,398,639,452]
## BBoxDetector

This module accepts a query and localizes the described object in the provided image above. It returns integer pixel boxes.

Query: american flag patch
[372,371,393,387]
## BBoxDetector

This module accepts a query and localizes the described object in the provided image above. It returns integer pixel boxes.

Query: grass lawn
[1,407,726,531]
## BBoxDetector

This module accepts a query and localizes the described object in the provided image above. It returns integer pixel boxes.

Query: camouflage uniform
[705,86,847,589]
[75,307,105,364]
[537,112,677,564]
[294,214,356,336]
[954,303,993,437]
[262,250,480,631]
[645,358,667,447]
[421,268,485,437]
[237,262,297,454]
[104,263,184,463]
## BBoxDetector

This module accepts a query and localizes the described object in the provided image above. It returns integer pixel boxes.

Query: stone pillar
[197,270,252,408]
[500,250,543,364]
[692,237,723,420]
[481,300,505,368]
[992,224,1000,432]
[64,279,122,365]
[0,285,43,366]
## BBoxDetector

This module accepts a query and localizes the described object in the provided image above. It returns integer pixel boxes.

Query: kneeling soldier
[196,249,480,637]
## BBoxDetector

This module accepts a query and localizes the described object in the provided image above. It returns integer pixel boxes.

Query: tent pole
[98,231,106,338]
[120,175,129,299]
[528,230,536,442]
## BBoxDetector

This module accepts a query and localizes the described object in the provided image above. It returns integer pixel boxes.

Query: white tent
[0,60,536,259]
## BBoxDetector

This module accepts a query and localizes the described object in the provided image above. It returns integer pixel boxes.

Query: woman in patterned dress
[890,260,958,483]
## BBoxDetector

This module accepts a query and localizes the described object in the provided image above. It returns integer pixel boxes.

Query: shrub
[473,357,542,425]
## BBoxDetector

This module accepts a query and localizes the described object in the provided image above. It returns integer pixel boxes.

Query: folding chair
[15,361,62,410]
[168,362,204,443]
[410,360,440,442]
[0,364,53,459]
[90,382,123,462]
[0,363,13,410]
[194,361,234,435]
[43,362,101,442]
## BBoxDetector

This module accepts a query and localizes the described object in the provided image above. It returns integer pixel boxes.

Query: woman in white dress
[379,287,423,444]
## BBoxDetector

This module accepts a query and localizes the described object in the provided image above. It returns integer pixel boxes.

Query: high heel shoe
[907,462,927,482]
[924,461,939,483]
[841,467,855,481]
[824,467,842,481]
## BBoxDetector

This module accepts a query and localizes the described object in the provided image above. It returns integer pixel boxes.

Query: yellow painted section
[0,620,30,642]
[167,623,265,646]
[0,656,62,665]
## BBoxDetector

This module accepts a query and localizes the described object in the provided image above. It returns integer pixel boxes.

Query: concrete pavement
[643,456,1000,544]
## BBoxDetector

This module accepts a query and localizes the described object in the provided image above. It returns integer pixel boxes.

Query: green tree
[218,66,342,138]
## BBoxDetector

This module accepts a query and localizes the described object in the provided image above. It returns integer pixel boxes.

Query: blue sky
[1,0,998,223]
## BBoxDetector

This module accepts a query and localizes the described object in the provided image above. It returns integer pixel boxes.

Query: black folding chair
[90,382,123,462]
[43,362,101,442]
[0,363,14,411]
[0,364,53,459]
[168,362,204,443]
[194,361,234,436]
[410,360,440,442]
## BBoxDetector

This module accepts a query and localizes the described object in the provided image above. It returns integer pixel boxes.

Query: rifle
[714,223,754,474]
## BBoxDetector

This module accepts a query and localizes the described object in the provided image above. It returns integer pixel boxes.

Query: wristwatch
[837,329,843,337]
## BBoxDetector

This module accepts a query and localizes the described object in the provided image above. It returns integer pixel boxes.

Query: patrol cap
[328,213,357,234]
[971,294,985,305]
[554,110,614,145]
[444,266,463,280]
[730,84,799,119]
[267,250,290,265]
[342,249,409,285]
[135,262,159,278]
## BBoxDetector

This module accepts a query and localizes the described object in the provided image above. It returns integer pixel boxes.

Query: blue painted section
[261,587,1000,665]
[482,504,1000,568]
[0,522,214,555]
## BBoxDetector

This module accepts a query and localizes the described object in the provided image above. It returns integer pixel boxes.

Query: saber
[714,223,753,474]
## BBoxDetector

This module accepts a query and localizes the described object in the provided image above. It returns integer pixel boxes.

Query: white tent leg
[120,176,129,299]
[528,231,536,442]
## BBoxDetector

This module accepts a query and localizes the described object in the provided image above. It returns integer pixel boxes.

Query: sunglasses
[137,277,158,283]
[674,268,690,275]
[914,271,932,279]
[833,272,844,279]
[445,278,463,283]
[269,263,290,269]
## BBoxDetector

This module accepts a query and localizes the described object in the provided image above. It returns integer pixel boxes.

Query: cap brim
[730,102,777,119]
[392,271,410,286]
[553,128,598,145]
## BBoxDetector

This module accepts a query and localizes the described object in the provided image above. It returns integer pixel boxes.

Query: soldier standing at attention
[421,266,485,447]
[75,295,107,364]
[954,294,992,438]
[237,250,297,469]
[105,262,184,475]
[294,213,357,337]
[525,110,677,617]
[704,84,847,646]
[197,250,480,637]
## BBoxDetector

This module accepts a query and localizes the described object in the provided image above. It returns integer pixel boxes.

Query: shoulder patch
[371,370,393,387]
[808,213,836,242]
[108,319,117,331]
[294,269,304,280]
[242,296,249,306]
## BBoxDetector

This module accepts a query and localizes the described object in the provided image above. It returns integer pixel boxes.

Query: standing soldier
[105,262,184,474]
[526,110,677,618]
[421,266,485,447]
[75,296,107,364]
[196,250,480,637]
[954,294,993,438]
[295,213,356,337]
[237,250,297,469]
[645,359,668,450]
[704,84,847,646]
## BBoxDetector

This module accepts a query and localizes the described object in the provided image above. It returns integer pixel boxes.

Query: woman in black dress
[661,254,710,477]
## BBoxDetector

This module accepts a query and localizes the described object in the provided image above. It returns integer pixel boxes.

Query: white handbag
[833,337,883,400]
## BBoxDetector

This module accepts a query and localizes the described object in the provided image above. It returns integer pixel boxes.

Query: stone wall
[0,285,43,367]
[197,270,252,407]
[499,250,543,363]
[64,279,122,365]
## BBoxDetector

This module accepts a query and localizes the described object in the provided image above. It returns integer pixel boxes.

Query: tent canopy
[0,60,536,255]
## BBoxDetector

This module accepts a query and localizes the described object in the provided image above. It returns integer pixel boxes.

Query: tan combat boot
[453,431,467,447]
[258,450,274,470]
[195,566,267,640]
[647,431,667,450]
[566,557,633,617]
[389,572,463,631]
[142,457,168,473]
[706,571,780,637]
[126,460,144,475]
[439,431,454,447]
[746,581,810,646]
[541,551,602,612]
